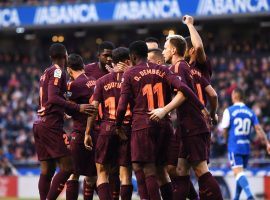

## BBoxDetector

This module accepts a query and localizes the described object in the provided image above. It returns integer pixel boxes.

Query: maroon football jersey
[67,73,96,133]
[190,58,212,83]
[93,72,131,123]
[85,62,108,80]
[170,61,209,137]
[120,62,198,131]
[36,64,79,129]
[190,67,210,106]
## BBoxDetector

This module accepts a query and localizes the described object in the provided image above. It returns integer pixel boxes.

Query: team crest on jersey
[54,69,62,78]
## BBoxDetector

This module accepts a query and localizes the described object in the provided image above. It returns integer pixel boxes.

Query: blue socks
[233,180,242,200]
[235,172,254,200]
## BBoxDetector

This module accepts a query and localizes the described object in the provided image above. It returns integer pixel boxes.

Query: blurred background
[0,0,270,199]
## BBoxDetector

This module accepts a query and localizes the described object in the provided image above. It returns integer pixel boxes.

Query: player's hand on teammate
[201,108,211,121]
[84,134,94,151]
[149,108,168,121]
[79,104,98,115]
[113,62,130,72]
[182,15,194,25]
[116,127,128,141]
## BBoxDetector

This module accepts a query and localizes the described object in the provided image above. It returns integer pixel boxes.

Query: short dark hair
[148,48,163,59]
[145,37,159,45]
[67,53,84,71]
[98,41,115,54]
[129,40,148,59]
[49,43,67,59]
[185,36,193,50]
[233,88,245,101]
[112,47,129,64]
[148,48,162,54]
[167,36,187,57]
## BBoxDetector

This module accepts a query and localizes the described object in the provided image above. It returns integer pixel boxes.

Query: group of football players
[33,15,224,200]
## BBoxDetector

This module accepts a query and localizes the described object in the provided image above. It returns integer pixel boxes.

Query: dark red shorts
[33,123,70,161]
[70,132,96,177]
[167,131,180,166]
[95,124,131,166]
[131,122,173,165]
[178,133,211,163]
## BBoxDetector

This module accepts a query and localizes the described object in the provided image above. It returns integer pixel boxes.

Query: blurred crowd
[0,31,270,174]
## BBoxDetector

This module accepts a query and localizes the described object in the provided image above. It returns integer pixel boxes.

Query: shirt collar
[234,102,245,106]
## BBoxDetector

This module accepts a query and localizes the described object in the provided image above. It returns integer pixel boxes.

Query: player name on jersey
[104,82,121,91]
[86,80,96,88]
[190,68,202,78]
[134,69,166,81]
[231,108,253,117]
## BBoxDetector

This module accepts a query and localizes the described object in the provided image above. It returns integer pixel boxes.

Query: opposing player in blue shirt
[221,88,270,200]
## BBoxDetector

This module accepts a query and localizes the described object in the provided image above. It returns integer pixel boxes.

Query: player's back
[94,72,131,123]
[190,66,210,106]
[227,103,258,154]
[170,60,209,137]
[36,64,67,128]
[190,58,212,83]
[85,62,108,80]
[67,74,96,133]
[122,62,172,130]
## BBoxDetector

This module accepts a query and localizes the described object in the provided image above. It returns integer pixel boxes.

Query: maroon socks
[188,179,199,200]
[109,174,120,200]
[198,172,223,200]
[46,171,71,200]
[134,170,149,199]
[66,180,79,200]
[120,185,133,200]
[145,175,161,200]
[83,179,95,200]
[97,183,113,200]
[172,175,190,200]
[38,174,52,200]
[160,182,173,200]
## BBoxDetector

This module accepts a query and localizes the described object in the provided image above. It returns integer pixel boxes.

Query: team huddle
[33,15,270,200]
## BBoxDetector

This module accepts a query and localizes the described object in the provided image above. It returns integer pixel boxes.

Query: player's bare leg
[96,163,113,200]
[232,167,254,200]
[132,163,149,200]
[156,165,173,200]
[139,162,161,200]
[39,160,56,200]
[46,155,73,200]
[191,160,223,200]
[119,166,133,200]
[66,174,80,200]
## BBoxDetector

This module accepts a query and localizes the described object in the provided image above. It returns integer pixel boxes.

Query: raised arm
[183,15,206,64]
